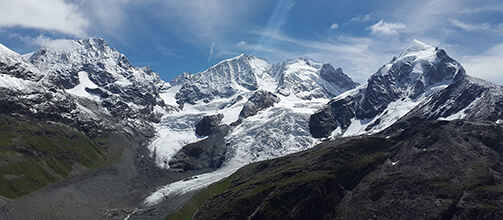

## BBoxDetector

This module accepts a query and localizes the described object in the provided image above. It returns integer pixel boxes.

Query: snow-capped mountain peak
[0,42,44,83]
[397,39,436,61]
[0,42,18,57]
[310,41,467,138]
[170,54,357,108]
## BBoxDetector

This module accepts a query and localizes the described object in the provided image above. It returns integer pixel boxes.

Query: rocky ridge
[310,40,471,138]
[187,120,503,220]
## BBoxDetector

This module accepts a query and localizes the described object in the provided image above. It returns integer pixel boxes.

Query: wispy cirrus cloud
[208,41,215,62]
[232,29,394,82]
[449,19,503,34]
[346,13,371,24]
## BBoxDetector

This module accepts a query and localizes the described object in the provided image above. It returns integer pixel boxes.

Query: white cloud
[76,0,130,31]
[158,1,257,39]
[369,20,406,36]
[0,0,88,37]
[236,41,247,47]
[461,43,503,86]
[231,29,395,83]
[330,23,339,30]
[449,19,503,34]
[20,35,77,52]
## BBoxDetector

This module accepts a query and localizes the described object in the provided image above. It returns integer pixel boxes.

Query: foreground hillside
[177,120,503,219]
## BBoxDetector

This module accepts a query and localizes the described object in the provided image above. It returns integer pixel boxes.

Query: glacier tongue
[145,93,329,206]
[144,54,356,206]
[150,54,355,171]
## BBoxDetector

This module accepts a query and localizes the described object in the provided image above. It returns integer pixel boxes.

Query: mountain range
[0,37,502,219]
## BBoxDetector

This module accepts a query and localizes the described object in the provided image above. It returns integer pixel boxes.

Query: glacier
[145,55,356,205]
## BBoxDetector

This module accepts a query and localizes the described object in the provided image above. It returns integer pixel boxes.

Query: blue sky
[0,0,502,85]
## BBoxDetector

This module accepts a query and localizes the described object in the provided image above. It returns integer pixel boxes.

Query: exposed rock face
[310,40,467,138]
[172,54,261,108]
[274,58,358,99]
[171,55,357,109]
[195,114,224,136]
[308,106,338,138]
[381,76,503,137]
[239,90,280,118]
[319,64,359,94]
[169,125,230,172]
[193,120,503,220]
[24,38,173,135]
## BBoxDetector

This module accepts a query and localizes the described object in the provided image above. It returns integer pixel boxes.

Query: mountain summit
[1,37,502,219]
[309,40,468,138]
[169,54,357,109]
[309,39,503,139]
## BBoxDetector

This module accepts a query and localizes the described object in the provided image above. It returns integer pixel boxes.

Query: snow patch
[159,85,182,107]
[438,110,467,121]
[66,71,100,101]
[340,97,425,137]
[0,74,35,90]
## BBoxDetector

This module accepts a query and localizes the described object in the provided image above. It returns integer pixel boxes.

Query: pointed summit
[398,39,436,60]
[310,40,467,138]
[0,42,18,57]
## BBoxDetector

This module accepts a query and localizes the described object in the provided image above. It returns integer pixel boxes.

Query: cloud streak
[233,29,394,82]
[347,13,371,24]
[208,41,215,62]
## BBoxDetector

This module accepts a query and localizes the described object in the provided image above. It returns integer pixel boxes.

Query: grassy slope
[0,115,111,199]
[176,121,503,220]
[170,137,395,219]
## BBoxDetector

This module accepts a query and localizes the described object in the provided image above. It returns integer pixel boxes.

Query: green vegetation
[0,115,111,199]
[176,137,396,219]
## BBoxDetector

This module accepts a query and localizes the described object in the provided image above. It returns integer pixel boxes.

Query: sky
[0,0,502,85]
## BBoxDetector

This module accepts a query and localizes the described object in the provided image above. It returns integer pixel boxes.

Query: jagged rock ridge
[310,40,473,138]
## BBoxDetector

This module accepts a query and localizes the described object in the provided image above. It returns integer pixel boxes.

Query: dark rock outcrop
[309,107,337,138]
[195,114,224,137]
[192,120,503,219]
[319,64,359,92]
[169,125,230,172]
[239,90,280,118]
[309,40,467,138]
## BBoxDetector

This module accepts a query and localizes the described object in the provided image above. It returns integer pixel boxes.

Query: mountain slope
[26,38,172,135]
[189,120,503,220]
[153,54,357,169]
[144,54,358,207]
[0,38,181,219]
[0,38,359,218]
[310,40,466,138]
[383,76,503,136]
